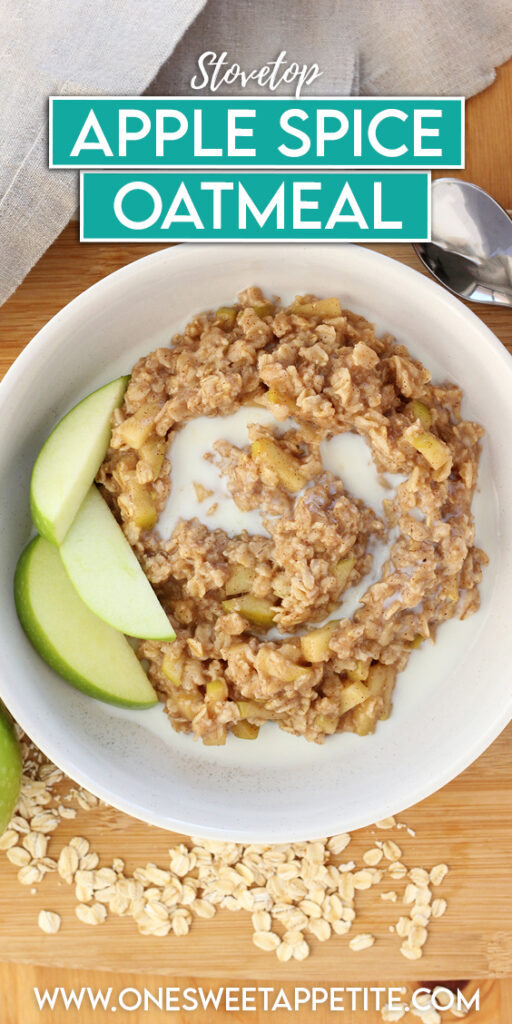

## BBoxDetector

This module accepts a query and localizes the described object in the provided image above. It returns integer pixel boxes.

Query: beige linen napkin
[0,0,207,308]
[358,0,512,96]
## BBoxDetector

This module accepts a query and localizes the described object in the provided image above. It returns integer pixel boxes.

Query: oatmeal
[97,288,487,745]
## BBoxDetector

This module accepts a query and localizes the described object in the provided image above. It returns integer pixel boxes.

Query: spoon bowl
[414,178,512,307]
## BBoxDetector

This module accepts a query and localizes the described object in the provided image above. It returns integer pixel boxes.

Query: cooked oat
[97,288,487,746]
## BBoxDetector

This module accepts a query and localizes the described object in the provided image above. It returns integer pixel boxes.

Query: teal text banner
[52,98,463,168]
[80,171,430,242]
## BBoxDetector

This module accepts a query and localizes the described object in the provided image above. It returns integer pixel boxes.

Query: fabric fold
[0,0,511,307]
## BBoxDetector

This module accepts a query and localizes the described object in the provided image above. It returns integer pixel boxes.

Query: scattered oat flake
[396,917,412,937]
[0,830,18,850]
[276,941,293,962]
[69,837,89,858]
[327,833,351,854]
[353,870,373,890]
[417,1012,441,1024]
[363,848,383,866]
[38,910,61,934]
[432,898,447,918]
[400,942,423,960]
[58,846,79,884]
[430,863,449,886]
[349,933,375,951]
[293,939,310,960]
[407,867,427,886]
[332,919,351,936]
[404,883,418,904]
[75,902,107,925]
[381,890,398,902]
[18,865,43,886]
[252,931,280,952]
[0,736,456,965]
[388,861,408,879]
[375,817,396,829]
[381,1007,406,1022]
[409,924,428,947]
[7,847,31,867]
[382,840,402,860]
[307,917,331,942]
[58,806,77,819]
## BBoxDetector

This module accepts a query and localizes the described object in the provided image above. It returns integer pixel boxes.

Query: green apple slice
[60,486,175,641]
[0,702,22,835]
[14,537,158,709]
[30,376,129,545]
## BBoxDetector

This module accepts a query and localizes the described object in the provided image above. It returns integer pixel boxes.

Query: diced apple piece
[117,402,161,450]
[222,595,275,628]
[203,727,227,747]
[60,486,175,641]
[237,699,267,720]
[409,635,424,650]
[289,297,342,318]
[408,399,432,429]
[266,388,298,416]
[161,651,184,686]
[140,438,166,479]
[251,301,275,318]
[232,721,259,740]
[0,702,22,835]
[351,700,377,736]
[365,662,396,703]
[256,647,313,683]
[266,388,281,405]
[315,713,338,735]
[404,427,451,471]
[301,620,339,663]
[251,437,305,493]
[346,659,371,683]
[225,565,256,596]
[14,537,158,708]
[215,306,237,329]
[206,679,229,702]
[30,376,129,545]
[125,478,157,530]
[339,681,369,715]
[175,691,202,721]
[334,556,356,590]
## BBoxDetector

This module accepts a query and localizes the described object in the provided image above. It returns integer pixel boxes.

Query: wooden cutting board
[0,229,511,985]
[0,724,510,981]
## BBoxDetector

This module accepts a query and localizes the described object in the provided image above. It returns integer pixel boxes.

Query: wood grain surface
[0,971,509,1024]
[0,972,508,1024]
[0,57,511,1024]
[0,725,511,981]
[433,58,512,210]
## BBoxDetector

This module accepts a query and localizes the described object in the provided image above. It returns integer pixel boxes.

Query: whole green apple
[0,701,22,836]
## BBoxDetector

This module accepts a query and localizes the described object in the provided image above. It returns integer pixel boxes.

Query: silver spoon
[414,178,512,308]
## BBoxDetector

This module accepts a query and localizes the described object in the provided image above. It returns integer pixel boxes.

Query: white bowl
[1,243,511,841]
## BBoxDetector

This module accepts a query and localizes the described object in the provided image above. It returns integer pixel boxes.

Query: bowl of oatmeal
[0,243,511,840]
